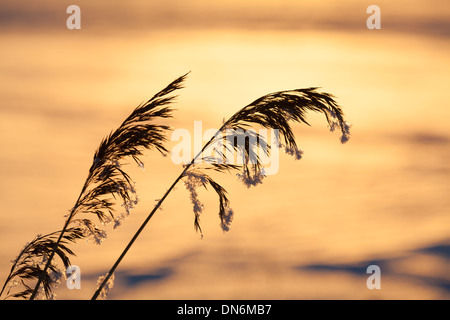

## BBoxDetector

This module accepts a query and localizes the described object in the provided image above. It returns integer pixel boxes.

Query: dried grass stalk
[0,73,187,300]
[93,77,351,299]
[1,73,350,300]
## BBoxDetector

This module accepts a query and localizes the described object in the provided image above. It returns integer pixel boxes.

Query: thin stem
[0,240,32,298]
[91,125,225,300]
[91,164,190,300]
[29,180,89,300]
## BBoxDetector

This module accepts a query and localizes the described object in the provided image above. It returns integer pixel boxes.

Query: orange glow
[0,1,449,299]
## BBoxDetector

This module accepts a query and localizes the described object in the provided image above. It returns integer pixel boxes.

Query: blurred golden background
[0,0,449,299]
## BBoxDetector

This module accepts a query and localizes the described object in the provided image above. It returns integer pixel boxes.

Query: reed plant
[0,73,351,300]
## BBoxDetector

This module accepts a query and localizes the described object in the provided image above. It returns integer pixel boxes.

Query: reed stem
[29,181,89,300]
[91,126,224,300]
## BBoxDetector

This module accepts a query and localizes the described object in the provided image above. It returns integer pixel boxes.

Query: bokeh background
[0,0,449,299]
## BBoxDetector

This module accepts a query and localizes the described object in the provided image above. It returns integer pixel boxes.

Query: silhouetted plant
[0,229,83,299]
[0,73,187,300]
[0,73,350,300]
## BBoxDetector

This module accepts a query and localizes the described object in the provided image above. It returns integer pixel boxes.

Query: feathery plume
[96,273,115,300]
[0,229,83,299]
[1,73,188,300]
[180,86,351,233]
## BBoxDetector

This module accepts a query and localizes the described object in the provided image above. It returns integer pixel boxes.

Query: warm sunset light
[0,0,449,303]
